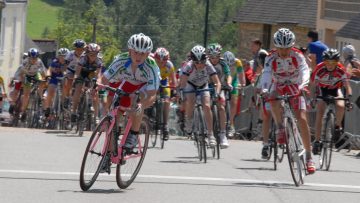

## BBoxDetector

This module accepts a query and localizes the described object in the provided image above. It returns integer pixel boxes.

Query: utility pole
[92,17,97,43]
[203,0,210,48]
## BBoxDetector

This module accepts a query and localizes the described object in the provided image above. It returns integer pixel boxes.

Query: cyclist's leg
[261,102,272,158]
[63,71,74,108]
[217,91,229,147]
[335,90,345,128]
[44,83,57,117]
[184,84,196,135]
[71,80,83,121]
[20,85,31,113]
[202,92,216,145]
[229,90,238,131]
[314,101,326,142]
[161,87,171,139]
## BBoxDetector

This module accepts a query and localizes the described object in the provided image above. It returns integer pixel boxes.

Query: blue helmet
[28,48,40,58]
[73,39,86,48]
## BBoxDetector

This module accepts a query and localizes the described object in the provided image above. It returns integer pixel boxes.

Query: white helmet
[273,28,296,48]
[127,33,153,53]
[57,48,70,56]
[190,45,206,61]
[342,44,356,59]
[223,51,236,66]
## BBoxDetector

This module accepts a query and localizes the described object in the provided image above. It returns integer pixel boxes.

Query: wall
[0,2,27,86]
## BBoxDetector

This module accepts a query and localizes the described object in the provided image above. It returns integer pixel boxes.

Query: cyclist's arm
[297,54,310,90]
[169,66,177,88]
[179,74,188,89]
[140,89,157,109]
[210,74,221,94]
[236,61,246,86]
[261,56,272,91]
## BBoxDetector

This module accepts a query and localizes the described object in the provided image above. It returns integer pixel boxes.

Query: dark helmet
[28,48,40,58]
[322,48,340,61]
[73,39,86,48]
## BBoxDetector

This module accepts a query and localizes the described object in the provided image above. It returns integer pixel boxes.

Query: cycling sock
[306,151,312,160]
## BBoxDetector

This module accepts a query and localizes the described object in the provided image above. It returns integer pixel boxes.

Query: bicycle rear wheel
[285,117,305,186]
[79,116,111,191]
[212,104,220,159]
[320,112,335,171]
[116,117,150,189]
[198,107,207,163]
[150,107,158,148]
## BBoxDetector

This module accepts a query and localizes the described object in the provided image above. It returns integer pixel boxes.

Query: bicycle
[183,87,214,163]
[79,83,150,191]
[315,95,351,171]
[265,92,307,186]
[148,85,176,149]
[9,80,23,127]
[25,76,46,129]
[261,97,285,170]
[72,77,96,136]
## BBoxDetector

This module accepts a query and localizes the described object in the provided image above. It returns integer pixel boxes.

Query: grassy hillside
[26,0,64,39]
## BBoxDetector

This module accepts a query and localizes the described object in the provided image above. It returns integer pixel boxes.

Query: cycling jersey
[78,55,103,79]
[261,48,310,93]
[211,58,230,84]
[182,60,217,87]
[48,58,66,85]
[103,52,160,91]
[65,50,82,74]
[311,62,348,89]
[14,58,46,79]
[159,60,175,86]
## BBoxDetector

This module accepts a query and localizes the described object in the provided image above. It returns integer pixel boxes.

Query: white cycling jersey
[65,50,82,72]
[261,48,310,92]
[14,58,46,79]
[182,60,217,87]
[103,52,160,91]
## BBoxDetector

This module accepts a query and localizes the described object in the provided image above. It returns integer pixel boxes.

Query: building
[317,0,360,56]
[233,0,317,59]
[0,0,28,85]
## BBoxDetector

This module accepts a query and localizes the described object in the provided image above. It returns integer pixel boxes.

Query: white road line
[0,169,360,190]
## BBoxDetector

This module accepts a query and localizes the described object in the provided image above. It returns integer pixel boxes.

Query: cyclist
[99,33,160,150]
[153,47,177,140]
[206,43,231,148]
[223,51,246,138]
[0,75,6,114]
[180,45,222,147]
[261,28,315,174]
[43,48,70,118]
[311,48,352,154]
[8,48,47,121]
[63,39,86,109]
[71,43,103,123]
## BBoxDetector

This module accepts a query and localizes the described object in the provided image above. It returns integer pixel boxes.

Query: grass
[26,0,64,39]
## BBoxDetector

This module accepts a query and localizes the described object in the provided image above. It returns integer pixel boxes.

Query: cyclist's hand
[260,89,269,98]
[346,100,353,111]
[179,89,184,101]
[224,84,233,91]
[134,103,142,115]
[310,98,317,109]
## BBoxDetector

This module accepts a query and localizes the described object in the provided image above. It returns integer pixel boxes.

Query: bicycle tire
[320,112,335,171]
[273,140,278,170]
[78,94,87,136]
[212,104,220,159]
[151,105,158,148]
[116,117,150,189]
[79,116,112,191]
[158,101,165,149]
[285,117,305,186]
[198,107,207,163]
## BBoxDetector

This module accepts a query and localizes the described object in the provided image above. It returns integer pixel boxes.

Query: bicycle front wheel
[116,117,150,189]
[79,116,111,191]
[285,117,305,186]
[320,112,335,171]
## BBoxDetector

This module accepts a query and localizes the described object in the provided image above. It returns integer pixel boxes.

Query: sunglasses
[325,60,338,64]
[194,60,206,64]
[87,52,98,57]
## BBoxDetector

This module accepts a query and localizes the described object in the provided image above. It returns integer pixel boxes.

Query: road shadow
[159,160,202,164]
[241,158,269,162]
[63,189,124,194]
[236,167,275,171]
[134,180,360,194]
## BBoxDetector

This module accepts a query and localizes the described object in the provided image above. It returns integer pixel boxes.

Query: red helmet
[86,43,101,53]
[154,47,170,61]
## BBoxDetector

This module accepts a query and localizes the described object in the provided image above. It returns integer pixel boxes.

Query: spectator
[307,30,328,70]
[342,44,360,80]
[250,38,268,77]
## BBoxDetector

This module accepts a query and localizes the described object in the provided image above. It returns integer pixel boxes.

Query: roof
[233,0,317,28]
[336,13,360,40]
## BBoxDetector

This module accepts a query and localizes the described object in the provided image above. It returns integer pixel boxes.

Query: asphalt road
[1,127,360,203]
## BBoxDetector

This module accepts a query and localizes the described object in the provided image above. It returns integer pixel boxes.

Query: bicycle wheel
[284,117,305,186]
[198,107,207,163]
[79,116,111,191]
[320,112,335,171]
[150,106,158,148]
[212,104,220,159]
[116,117,150,189]
[273,140,278,170]
[158,102,165,149]
[77,95,87,136]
